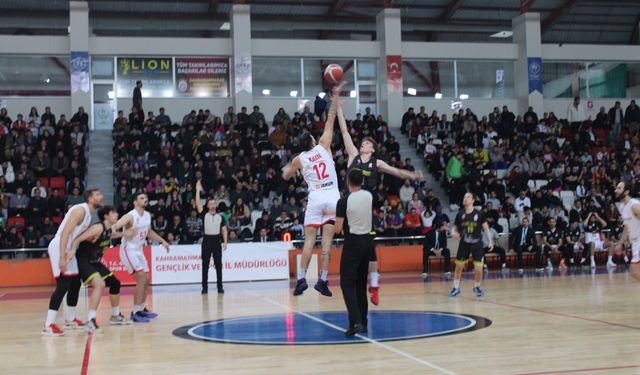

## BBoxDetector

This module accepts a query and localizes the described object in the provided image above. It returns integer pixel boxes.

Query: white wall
[2,97,71,120]
[403,98,520,120]
[402,42,518,60]
[542,44,640,62]
[89,37,233,56]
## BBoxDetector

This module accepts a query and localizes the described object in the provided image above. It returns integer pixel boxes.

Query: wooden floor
[2,268,640,375]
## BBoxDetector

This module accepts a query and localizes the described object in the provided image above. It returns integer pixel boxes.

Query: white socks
[474,282,481,288]
[370,272,380,287]
[45,310,57,327]
[112,306,120,316]
[65,306,76,322]
[88,310,96,321]
[298,268,307,280]
[132,304,143,314]
[453,279,460,289]
[320,270,328,281]
[608,255,613,262]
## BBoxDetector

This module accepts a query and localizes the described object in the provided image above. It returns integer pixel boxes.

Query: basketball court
[2,269,639,375]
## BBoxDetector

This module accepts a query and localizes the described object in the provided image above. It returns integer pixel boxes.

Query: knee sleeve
[106,276,121,295]
[48,276,71,311]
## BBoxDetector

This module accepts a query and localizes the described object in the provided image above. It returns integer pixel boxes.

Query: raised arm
[318,81,346,150]
[195,180,204,214]
[282,156,302,181]
[336,100,358,161]
[377,159,423,181]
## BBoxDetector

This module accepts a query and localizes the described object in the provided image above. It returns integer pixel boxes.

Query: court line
[246,291,458,375]
[511,364,640,375]
[80,332,94,375]
[0,293,5,299]
[427,291,640,331]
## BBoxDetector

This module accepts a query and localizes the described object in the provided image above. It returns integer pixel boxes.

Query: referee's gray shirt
[335,189,373,235]
[203,212,224,235]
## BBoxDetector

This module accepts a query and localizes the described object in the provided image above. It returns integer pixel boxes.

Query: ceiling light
[349,90,357,98]
[318,92,326,99]
[459,94,469,100]
[44,78,51,83]
[490,31,513,38]
[435,92,443,99]
[262,89,270,96]
[407,88,417,96]
[289,90,298,97]
[220,22,230,30]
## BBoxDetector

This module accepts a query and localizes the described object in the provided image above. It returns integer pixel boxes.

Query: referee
[195,180,228,295]
[335,169,373,337]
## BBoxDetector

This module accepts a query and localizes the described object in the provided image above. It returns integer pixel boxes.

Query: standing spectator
[249,106,266,126]
[155,107,171,126]
[41,106,56,126]
[567,96,585,128]
[314,95,327,121]
[608,101,624,141]
[70,107,89,133]
[625,99,640,134]
[133,80,143,109]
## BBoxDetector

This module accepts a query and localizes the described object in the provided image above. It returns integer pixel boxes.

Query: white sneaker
[109,313,132,325]
[606,261,617,268]
[444,271,452,276]
[86,318,103,334]
[421,273,428,278]
[535,268,544,272]
[518,268,524,274]
[501,263,508,270]
[546,262,553,271]
[590,260,596,269]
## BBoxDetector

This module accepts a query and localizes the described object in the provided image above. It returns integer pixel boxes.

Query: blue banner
[527,57,543,95]
[70,51,90,94]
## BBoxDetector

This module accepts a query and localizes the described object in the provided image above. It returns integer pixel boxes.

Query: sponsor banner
[116,57,173,98]
[101,246,152,286]
[234,54,252,94]
[175,57,229,97]
[70,51,90,94]
[527,57,543,95]
[151,242,291,284]
[386,55,402,94]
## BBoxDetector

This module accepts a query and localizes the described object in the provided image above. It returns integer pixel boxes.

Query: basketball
[324,64,343,84]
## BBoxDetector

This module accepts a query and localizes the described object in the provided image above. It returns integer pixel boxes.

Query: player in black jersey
[449,193,493,298]
[540,218,563,271]
[335,100,422,305]
[67,206,131,332]
[561,221,584,268]
[582,211,607,268]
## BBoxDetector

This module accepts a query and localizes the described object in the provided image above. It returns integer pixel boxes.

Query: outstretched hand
[331,80,348,97]
[195,179,203,193]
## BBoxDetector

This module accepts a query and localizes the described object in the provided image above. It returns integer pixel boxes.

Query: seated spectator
[273,211,293,240]
[26,188,46,224]
[185,209,203,244]
[253,227,273,243]
[9,187,29,216]
[39,216,56,247]
[402,207,421,236]
[510,217,540,273]
[66,186,84,206]
[422,220,451,277]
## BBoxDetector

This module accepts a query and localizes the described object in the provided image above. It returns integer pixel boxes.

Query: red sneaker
[64,318,86,330]
[368,286,379,306]
[42,323,65,337]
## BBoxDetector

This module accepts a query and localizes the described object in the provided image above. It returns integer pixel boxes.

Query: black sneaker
[293,278,308,296]
[314,279,332,297]
[345,323,365,337]
[217,288,225,294]
[201,287,208,295]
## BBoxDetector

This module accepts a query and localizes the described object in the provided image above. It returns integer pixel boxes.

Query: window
[543,62,637,99]
[456,60,514,99]
[91,57,114,79]
[253,57,302,98]
[0,55,70,96]
[402,60,455,98]
[303,59,355,98]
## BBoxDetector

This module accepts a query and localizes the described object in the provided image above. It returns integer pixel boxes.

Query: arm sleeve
[336,198,347,219]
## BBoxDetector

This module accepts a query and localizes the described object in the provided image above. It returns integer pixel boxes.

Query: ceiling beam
[439,0,464,20]
[328,0,346,16]
[541,0,579,33]
[520,0,536,13]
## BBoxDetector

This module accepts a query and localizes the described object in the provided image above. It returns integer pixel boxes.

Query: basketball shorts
[305,189,340,227]
[631,239,640,264]
[78,258,113,285]
[456,242,484,264]
[585,233,604,252]
[48,237,79,278]
[120,245,149,274]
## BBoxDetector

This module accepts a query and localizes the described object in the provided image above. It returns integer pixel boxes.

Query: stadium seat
[52,216,63,225]
[527,180,536,191]
[497,218,509,235]
[39,177,50,188]
[49,176,66,190]
[7,216,25,231]
[496,169,506,179]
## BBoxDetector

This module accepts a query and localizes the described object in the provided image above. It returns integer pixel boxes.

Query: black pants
[340,234,372,329]
[483,246,507,266]
[202,235,223,291]
[422,245,451,273]
[514,243,542,268]
[48,275,81,311]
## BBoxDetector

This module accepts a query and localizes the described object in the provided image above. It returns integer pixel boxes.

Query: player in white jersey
[112,192,170,322]
[614,181,640,281]
[283,82,344,297]
[42,188,103,336]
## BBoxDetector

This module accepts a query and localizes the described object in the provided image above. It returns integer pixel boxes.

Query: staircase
[86,129,114,205]
[390,129,456,219]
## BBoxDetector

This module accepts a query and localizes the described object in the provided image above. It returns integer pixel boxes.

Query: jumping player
[112,192,170,322]
[283,82,344,297]
[42,188,103,336]
[615,181,640,280]
[67,206,131,332]
[335,100,422,305]
[449,192,494,298]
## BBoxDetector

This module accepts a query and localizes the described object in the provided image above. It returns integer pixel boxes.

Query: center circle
[173,311,492,345]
